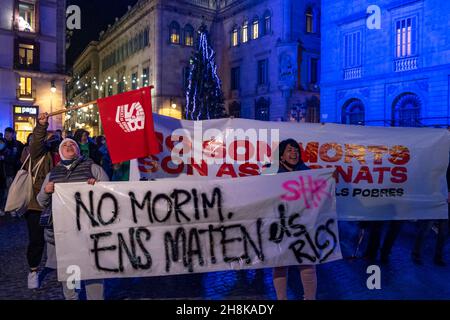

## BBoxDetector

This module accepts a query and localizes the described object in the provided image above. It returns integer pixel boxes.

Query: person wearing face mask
[266,139,317,300]
[37,137,109,300]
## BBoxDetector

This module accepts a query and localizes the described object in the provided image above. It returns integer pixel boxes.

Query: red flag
[97,86,159,164]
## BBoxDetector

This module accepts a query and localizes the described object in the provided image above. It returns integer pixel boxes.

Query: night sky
[66,0,139,67]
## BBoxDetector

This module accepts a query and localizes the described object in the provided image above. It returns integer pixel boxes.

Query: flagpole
[47,100,98,117]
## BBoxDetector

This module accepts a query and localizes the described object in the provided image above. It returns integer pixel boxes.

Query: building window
[117,81,125,94]
[242,21,249,43]
[144,28,149,46]
[395,17,417,58]
[17,1,35,32]
[310,58,319,84]
[306,8,313,33]
[342,99,365,125]
[19,77,32,96]
[184,25,194,46]
[252,19,259,39]
[170,21,180,44]
[18,43,34,68]
[139,32,144,50]
[229,101,241,118]
[231,27,239,47]
[132,72,138,90]
[392,93,421,127]
[255,97,270,121]
[257,59,268,85]
[143,67,149,86]
[263,11,271,35]
[231,67,240,90]
[344,31,362,68]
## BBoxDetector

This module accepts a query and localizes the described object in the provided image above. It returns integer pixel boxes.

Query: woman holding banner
[269,138,318,300]
[37,136,109,300]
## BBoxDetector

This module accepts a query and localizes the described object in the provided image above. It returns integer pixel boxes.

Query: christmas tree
[185,24,226,120]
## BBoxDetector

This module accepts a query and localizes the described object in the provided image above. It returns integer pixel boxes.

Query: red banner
[97,86,159,164]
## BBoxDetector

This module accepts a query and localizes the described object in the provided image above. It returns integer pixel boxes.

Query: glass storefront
[13,105,38,143]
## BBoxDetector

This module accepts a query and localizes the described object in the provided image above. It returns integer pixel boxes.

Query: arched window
[184,24,194,46]
[169,21,180,44]
[392,93,421,127]
[255,97,270,121]
[263,10,271,35]
[252,18,259,39]
[242,21,249,43]
[229,101,241,118]
[306,7,313,33]
[231,26,239,47]
[342,99,365,125]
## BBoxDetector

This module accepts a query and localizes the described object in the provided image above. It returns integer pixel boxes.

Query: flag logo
[115,102,145,133]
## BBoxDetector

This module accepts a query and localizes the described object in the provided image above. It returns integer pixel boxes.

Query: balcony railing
[394,56,418,72]
[16,89,36,101]
[344,67,362,80]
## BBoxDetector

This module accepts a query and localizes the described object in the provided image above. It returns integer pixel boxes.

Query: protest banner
[53,168,340,281]
[131,114,450,221]
[97,87,159,164]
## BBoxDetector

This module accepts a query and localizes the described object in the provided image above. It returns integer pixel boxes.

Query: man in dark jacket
[0,127,24,215]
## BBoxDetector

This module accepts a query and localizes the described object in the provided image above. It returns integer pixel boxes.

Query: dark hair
[278,138,301,162]
[95,135,105,146]
[73,129,88,144]
[4,127,14,134]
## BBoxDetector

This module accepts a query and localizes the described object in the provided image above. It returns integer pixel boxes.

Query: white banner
[131,115,450,221]
[53,168,341,281]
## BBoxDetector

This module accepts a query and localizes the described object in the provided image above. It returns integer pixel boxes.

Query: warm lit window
[242,22,248,43]
[396,17,417,57]
[170,22,180,44]
[252,19,259,39]
[232,28,238,47]
[306,8,313,33]
[17,1,35,32]
[18,43,34,67]
[184,25,194,46]
[19,77,32,96]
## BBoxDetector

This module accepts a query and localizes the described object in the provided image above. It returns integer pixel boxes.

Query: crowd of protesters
[0,115,448,300]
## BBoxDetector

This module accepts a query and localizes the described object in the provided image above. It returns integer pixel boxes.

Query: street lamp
[50,80,56,93]
[171,98,177,109]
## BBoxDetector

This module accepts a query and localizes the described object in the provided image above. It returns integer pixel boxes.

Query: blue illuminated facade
[321,0,450,127]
